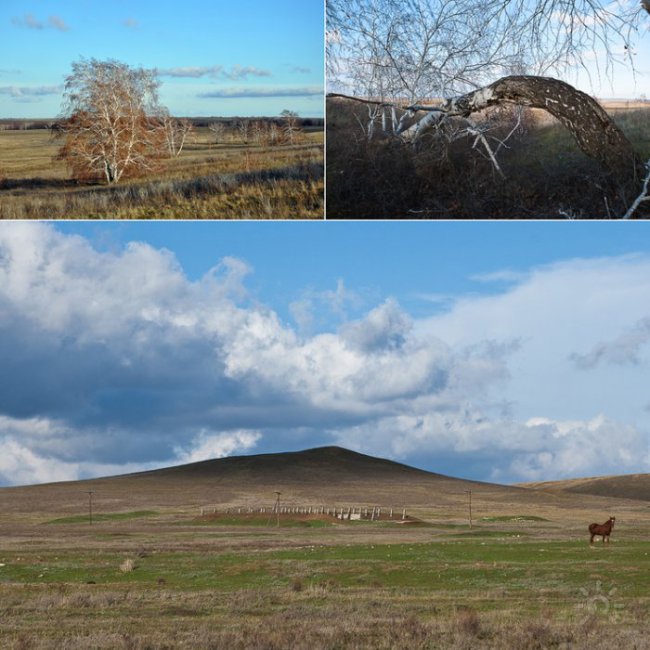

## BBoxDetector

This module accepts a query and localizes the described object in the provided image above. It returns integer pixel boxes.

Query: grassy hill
[520,473,650,502]
[0,446,641,523]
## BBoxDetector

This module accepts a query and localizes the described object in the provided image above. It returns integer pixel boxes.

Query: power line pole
[84,490,95,525]
[274,491,281,528]
[465,489,472,529]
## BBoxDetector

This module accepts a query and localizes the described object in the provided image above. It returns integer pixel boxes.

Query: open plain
[0,122,324,219]
[0,447,648,649]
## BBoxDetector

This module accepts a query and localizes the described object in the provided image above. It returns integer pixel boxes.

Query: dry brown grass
[0,584,647,649]
[326,98,650,218]
[1,447,648,534]
[0,127,324,219]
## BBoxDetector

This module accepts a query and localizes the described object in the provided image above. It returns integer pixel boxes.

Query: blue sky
[1,221,650,487]
[0,0,324,118]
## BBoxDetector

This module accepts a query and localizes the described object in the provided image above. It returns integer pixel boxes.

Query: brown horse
[588,516,615,544]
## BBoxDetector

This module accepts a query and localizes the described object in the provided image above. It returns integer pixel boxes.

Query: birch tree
[208,121,226,143]
[159,111,193,157]
[57,58,166,183]
[281,110,302,144]
[327,0,647,212]
[328,0,643,102]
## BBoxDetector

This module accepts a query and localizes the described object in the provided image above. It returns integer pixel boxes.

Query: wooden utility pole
[84,490,95,525]
[274,491,281,528]
[466,490,473,529]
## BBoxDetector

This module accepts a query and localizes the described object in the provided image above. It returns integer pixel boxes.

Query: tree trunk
[442,76,641,196]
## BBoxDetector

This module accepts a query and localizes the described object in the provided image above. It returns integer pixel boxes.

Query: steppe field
[0,121,324,219]
[0,447,648,649]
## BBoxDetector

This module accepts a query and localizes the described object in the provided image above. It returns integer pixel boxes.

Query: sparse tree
[236,119,251,144]
[57,58,166,183]
[268,122,281,146]
[159,111,193,157]
[208,121,226,144]
[280,109,301,145]
[251,120,268,145]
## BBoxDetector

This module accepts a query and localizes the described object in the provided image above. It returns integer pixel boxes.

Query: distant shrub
[456,607,481,637]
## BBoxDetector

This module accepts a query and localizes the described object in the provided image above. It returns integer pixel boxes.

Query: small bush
[119,559,136,573]
[456,607,481,637]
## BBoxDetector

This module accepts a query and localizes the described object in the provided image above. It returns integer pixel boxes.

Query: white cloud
[334,411,649,482]
[11,13,69,32]
[503,415,649,481]
[340,299,411,352]
[158,66,224,78]
[0,224,649,486]
[198,86,323,99]
[48,15,69,32]
[11,13,43,29]
[289,278,361,334]
[223,65,272,80]
[0,224,511,482]
[470,269,528,284]
[0,86,62,98]
[0,437,80,485]
[158,65,271,80]
[570,317,650,369]
[417,254,650,421]
[174,429,261,464]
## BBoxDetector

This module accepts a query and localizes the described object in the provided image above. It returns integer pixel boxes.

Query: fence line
[200,504,410,520]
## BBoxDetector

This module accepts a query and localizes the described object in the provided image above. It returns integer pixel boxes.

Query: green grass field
[0,126,324,219]
[1,449,648,648]
[0,515,648,649]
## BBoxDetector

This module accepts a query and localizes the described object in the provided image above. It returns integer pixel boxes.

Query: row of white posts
[202,505,408,520]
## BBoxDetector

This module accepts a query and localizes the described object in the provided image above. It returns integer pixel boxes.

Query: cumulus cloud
[289,278,362,334]
[334,411,648,482]
[570,317,650,369]
[0,224,514,485]
[198,86,323,98]
[0,225,648,488]
[11,13,69,31]
[174,429,261,464]
[340,299,411,353]
[0,436,80,486]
